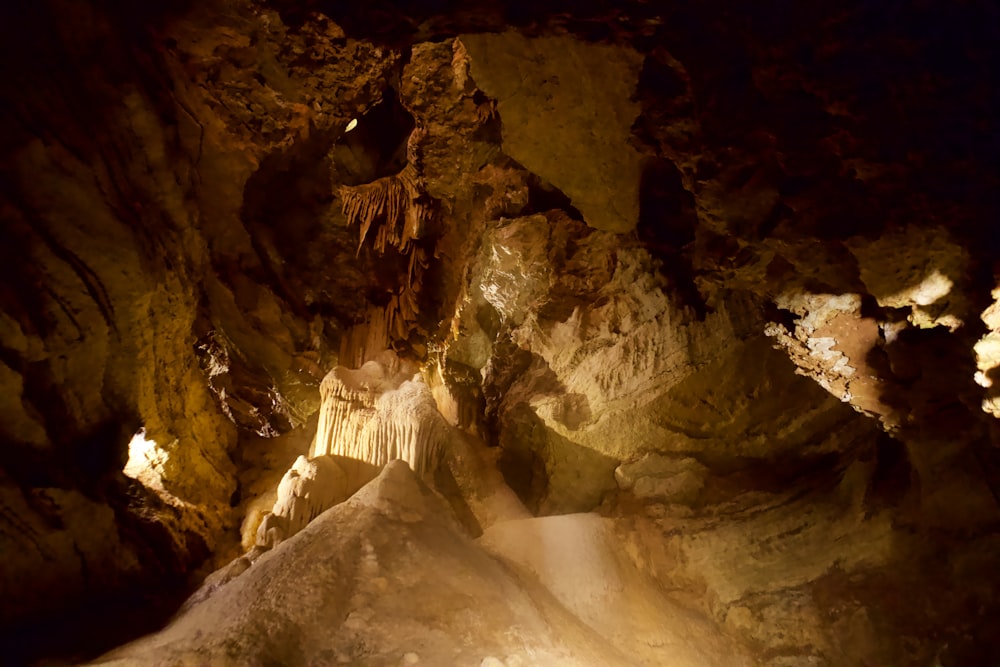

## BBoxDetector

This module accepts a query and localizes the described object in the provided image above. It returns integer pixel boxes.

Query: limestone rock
[975,286,1000,419]
[847,226,972,332]
[3,0,1000,664]
[87,463,658,666]
[462,31,645,233]
[267,455,348,544]
[481,214,873,513]
[479,214,553,326]
[311,352,447,479]
[480,513,752,666]
[615,454,708,505]
[308,350,528,535]
[400,40,502,201]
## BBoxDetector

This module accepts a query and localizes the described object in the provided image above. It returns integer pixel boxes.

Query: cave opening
[328,86,416,187]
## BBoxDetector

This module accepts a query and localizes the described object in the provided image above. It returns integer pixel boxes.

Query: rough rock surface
[477,212,875,514]
[461,32,645,233]
[1,0,999,664]
[311,352,446,477]
[89,462,750,667]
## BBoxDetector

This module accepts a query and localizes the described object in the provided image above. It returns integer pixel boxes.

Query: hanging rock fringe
[338,163,431,256]
[336,128,435,359]
[476,98,498,126]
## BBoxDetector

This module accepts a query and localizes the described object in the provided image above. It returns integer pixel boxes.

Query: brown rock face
[461,32,645,233]
[1,0,999,665]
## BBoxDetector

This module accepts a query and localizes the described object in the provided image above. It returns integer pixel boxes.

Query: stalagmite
[311,351,449,479]
[194,454,352,594]
[272,456,348,536]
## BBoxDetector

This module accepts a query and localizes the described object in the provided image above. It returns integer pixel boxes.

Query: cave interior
[1,0,999,665]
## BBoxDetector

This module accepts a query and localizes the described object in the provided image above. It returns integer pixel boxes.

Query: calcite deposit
[1,0,998,665]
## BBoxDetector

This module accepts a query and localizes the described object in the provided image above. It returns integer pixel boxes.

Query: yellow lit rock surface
[90,463,673,667]
[461,32,645,233]
[1,1,999,664]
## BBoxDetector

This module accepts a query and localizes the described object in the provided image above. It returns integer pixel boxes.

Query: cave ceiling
[1,0,999,664]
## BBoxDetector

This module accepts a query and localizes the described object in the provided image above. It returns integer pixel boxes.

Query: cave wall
[1,0,999,664]
[0,0,401,652]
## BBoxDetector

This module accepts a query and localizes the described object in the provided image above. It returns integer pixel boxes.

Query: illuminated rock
[311,352,447,479]
[89,463,749,667]
[263,455,349,546]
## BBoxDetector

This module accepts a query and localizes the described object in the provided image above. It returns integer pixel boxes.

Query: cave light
[123,427,167,493]
[345,118,358,132]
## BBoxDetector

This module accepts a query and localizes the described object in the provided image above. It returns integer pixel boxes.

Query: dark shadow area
[0,585,191,667]
[636,157,706,318]
[862,430,913,513]
[637,158,696,252]
[0,472,208,666]
[873,325,983,441]
[524,173,584,223]
[857,315,1000,664]
[328,87,414,186]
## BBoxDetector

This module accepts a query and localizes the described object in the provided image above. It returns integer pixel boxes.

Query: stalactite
[338,163,432,258]
[310,353,447,478]
[336,125,436,360]
[476,98,498,125]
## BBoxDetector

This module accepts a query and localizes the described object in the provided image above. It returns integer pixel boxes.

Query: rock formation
[88,462,753,667]
[1,0,998,665]
[311,352,445,478]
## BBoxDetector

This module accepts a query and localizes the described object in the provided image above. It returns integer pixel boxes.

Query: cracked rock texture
[1,0,999,665]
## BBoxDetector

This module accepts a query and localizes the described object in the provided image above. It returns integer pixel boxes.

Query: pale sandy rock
[461,31,644,233]
[254,512,288,549]
[311,352,445,479]
[308,350,528,534]
[267,454,348,544]
[236,417,319,550]
[847,226,970,331]
[975,286,1000,418]
[480,513,753,666]
[87,463,664,667]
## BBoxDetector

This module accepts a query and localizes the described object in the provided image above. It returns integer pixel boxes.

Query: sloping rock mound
[481,514,752,666]
[89,461,747,667]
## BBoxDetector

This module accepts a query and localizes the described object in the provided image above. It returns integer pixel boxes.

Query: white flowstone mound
[89,462,748,667]
[256,454,348,548]
[311,351,448,477]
